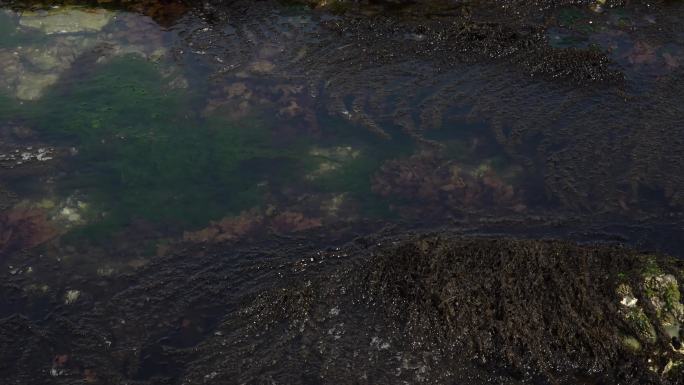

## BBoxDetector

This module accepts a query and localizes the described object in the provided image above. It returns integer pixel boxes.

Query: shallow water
[1,1,683,384]
[1,2,681,261]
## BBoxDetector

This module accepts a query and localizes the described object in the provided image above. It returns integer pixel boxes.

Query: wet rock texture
[1,231,683,384]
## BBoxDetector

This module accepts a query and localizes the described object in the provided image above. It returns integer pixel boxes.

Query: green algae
[661,279,681,313]
[17,55,307,238]
[2,50,418,239]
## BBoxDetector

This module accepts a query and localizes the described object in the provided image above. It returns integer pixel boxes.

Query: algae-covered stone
[644,274,682,315]
[616,282,658,344]
[663,359,684,378]
[621,335,642,352]
[616,262,684,358]
[642,273,684,342]
[52,196,90,226]
[19,8,113,35]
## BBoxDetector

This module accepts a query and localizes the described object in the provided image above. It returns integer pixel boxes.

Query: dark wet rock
[2,230,683,384]
[178,234,684,384]
[0,315,52,382]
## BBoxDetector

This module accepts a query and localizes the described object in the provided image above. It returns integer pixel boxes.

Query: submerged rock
[182,207,323,243]
[0,202,62,253]
[15,72,59,101]
[0,35,98,100]
[19,8,113,35]
[0,7,175,101]
[372,151,525,216]
[306,145,361,180]
[166,234,684,384]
